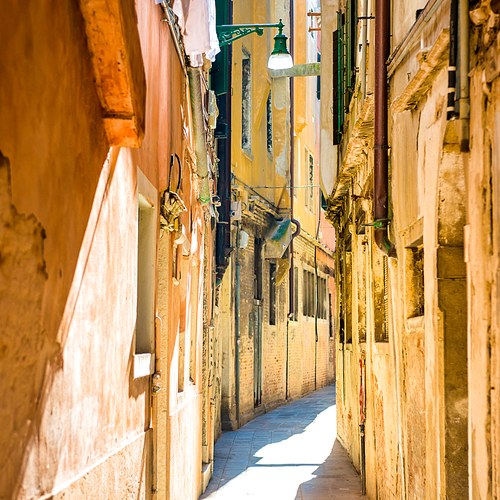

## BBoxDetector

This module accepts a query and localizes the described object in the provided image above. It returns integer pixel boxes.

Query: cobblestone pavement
[200,384,367,500]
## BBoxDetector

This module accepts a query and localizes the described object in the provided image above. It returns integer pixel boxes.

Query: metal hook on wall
[161,153,187,234]
[167,153,182,194]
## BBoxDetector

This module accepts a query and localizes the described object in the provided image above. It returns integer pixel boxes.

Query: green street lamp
[216,19,293,70]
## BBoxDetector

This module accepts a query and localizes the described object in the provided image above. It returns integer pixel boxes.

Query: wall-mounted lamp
[267,20,294,70]
[216,19,293,70]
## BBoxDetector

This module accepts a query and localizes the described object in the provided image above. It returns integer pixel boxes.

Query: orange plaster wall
[0,0,197,498]
[15,150,150,499]
[0,0,109,342]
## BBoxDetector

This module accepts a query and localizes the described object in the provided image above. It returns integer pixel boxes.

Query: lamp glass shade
[267,52,294,70]
[268,22,293,70]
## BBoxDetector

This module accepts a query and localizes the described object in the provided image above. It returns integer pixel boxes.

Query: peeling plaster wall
[218,216,335,429]
[0,0,208,498]
[467,16,500,497]
[330,1,470,498]
[0,155,49,498]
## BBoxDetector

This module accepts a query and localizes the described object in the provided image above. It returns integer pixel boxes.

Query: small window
[254,238,263,300]
[358,243,367,343]
[374,255,389,342]
[309,153,314,209]
[344,251,353,343]
[291,266,299,321]
[407,247,424,318]
[269,262,277,325]
[242,48,252,152]
[134,169,158,378]
[302,270,315,318]
[304,150,314,211]
[329,292,334,338]
[266,91,273,155]
[318,277,328,319]
[303,270,308,317]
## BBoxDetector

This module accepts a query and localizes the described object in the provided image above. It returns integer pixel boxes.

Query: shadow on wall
[1,149,150,499]
[0,152,51,498]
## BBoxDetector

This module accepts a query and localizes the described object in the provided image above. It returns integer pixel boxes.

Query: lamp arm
[216,22,282,47]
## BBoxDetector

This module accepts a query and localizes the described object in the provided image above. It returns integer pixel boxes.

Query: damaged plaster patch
[275,146,288,177]
[0,151,50,498]
[273,78,288,110]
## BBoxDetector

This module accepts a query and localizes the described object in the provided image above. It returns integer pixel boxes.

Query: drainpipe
[458,0,470,152]
[314,216,321,391]
[289,0,298,320]
[235,220,241,426]
[374,0,396,258]
[360,0,369,103]
[188,67,211,205]
[286,318,290,399]
[359,355,366,494]
[314,244,318,391]
[447,0,459,120]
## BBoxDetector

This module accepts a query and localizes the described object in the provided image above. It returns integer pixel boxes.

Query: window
[242,48,252,152]
[329,292,334,338]
[344,251,353,343]
[317,277,328,320]
[340,235,353,343]
[135,169,158,378]
[302,269,315,318]
[304,149,314,211]
[254,238,263,300]
[269,262,277,325]
[406,247,424,318]
[294,138,299,200]
[356,213,367,342]
[333,0,358,145]
[316,52,321,100]
[374,254,389,342]
[308,153,314,210]
[292,266,299,321]
[266,91,273,155]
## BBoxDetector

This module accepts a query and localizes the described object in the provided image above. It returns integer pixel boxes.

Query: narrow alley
[201,385,366,500]
[2,0,500,499]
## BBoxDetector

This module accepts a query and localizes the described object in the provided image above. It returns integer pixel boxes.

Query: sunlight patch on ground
[202,402,338,499]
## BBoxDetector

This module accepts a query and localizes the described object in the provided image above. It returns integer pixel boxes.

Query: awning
[264,218,292,259]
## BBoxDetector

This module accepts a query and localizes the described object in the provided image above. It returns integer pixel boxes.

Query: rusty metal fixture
[374,0,396,258]
[160,154,187,233]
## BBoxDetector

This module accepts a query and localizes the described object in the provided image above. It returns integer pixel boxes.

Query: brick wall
[229,211,335,424]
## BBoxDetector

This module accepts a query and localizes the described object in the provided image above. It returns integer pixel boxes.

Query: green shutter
[346,1,352,106]
[333,29,340,145]
[211,0,229,95]
[339,12,345,127]
[333,10,348,145]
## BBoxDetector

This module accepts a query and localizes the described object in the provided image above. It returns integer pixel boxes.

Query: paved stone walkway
[200,384,367,500]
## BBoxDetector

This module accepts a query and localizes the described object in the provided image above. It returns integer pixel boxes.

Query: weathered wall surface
[0,1,109,491]
[467,9,500,497]
[0,155,49,497]
[0,0,212,498]
[219,212,335,429]
[7,146,151,500]
[215,0,335,436]
[168,395,203,499]
[328,0,470,498]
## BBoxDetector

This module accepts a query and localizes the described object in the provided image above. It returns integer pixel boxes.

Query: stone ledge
[326,96,374,218]
[78,0,146,147]
[392,29,449,113]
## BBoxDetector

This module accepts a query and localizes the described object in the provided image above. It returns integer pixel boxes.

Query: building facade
[322,0,500,498]
[0,1,221,499]
[212,0,335,431]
